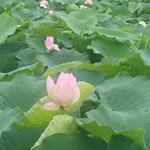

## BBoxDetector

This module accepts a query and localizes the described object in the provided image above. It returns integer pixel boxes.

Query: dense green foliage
[0,0,150,149]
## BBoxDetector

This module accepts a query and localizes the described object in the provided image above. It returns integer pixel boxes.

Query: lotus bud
[49,10,54,15]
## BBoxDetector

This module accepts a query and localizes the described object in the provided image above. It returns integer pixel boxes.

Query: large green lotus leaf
[98,13,112,23]
[98,14,126,29]
[77,120,145,150]
[70,34,92,53]
[0,107,23,136]
[57,33,73,48]
[100,7,127,26]
[79,76,150,150]
[27,37,46,52]
[22,0,38,9]
[33,115,78,148]
[68,8,97,20]
[67,68,106,86]
[0,73,47,111]
[80,100,100,118]
[99,1,113,10]
[0,0,16,7]
[128,2,141,13]
[13,9,45,20]
[65,17,97,34]
[122,54,150,78]
[16,48,37,66]
[0,41,27,59]
[0,127,44,150]
[30,23,61,38]
[0,57,18,73]
[88,38,138,58]
[139,48,150,66]
[0,14,17,44]
[53,0,79,5]
[37,48,90,67]
[107,135,142,150]
[0,61,44,80]
[7,30,26,42]
[112,5,130,16]
[85,26,140,44]
[55,8,98,34]
[32,133,107,150]
[0,46,38,75]
[21,82,94,128]
[43,61,119,78]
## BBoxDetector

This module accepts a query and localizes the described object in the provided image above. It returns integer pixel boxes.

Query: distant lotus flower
[43,72,80,111]
[45,36,60,52]
[85,0,93,5]
[138,21,147,27]
[80,5,88,9]
[49,10,54,15]
[40,0,48,8]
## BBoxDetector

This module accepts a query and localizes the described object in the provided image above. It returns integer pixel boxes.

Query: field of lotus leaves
[1,0,150,149]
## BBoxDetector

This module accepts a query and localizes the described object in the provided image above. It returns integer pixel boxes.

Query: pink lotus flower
[80,5,88,9]
[40,0,48,8]
[45,36,60,52]
[49,10,54,15]
[138,21,147,27]
[84,0,93,5]
[43,72,80,111]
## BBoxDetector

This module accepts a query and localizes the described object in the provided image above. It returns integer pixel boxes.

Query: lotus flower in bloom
[43,72,80,111]
[85,0,93,5]
[40,0,48,8]
[45,36,60,52]
[49,10,54,15]
[138,21,147,27]
[80,5,88,9]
